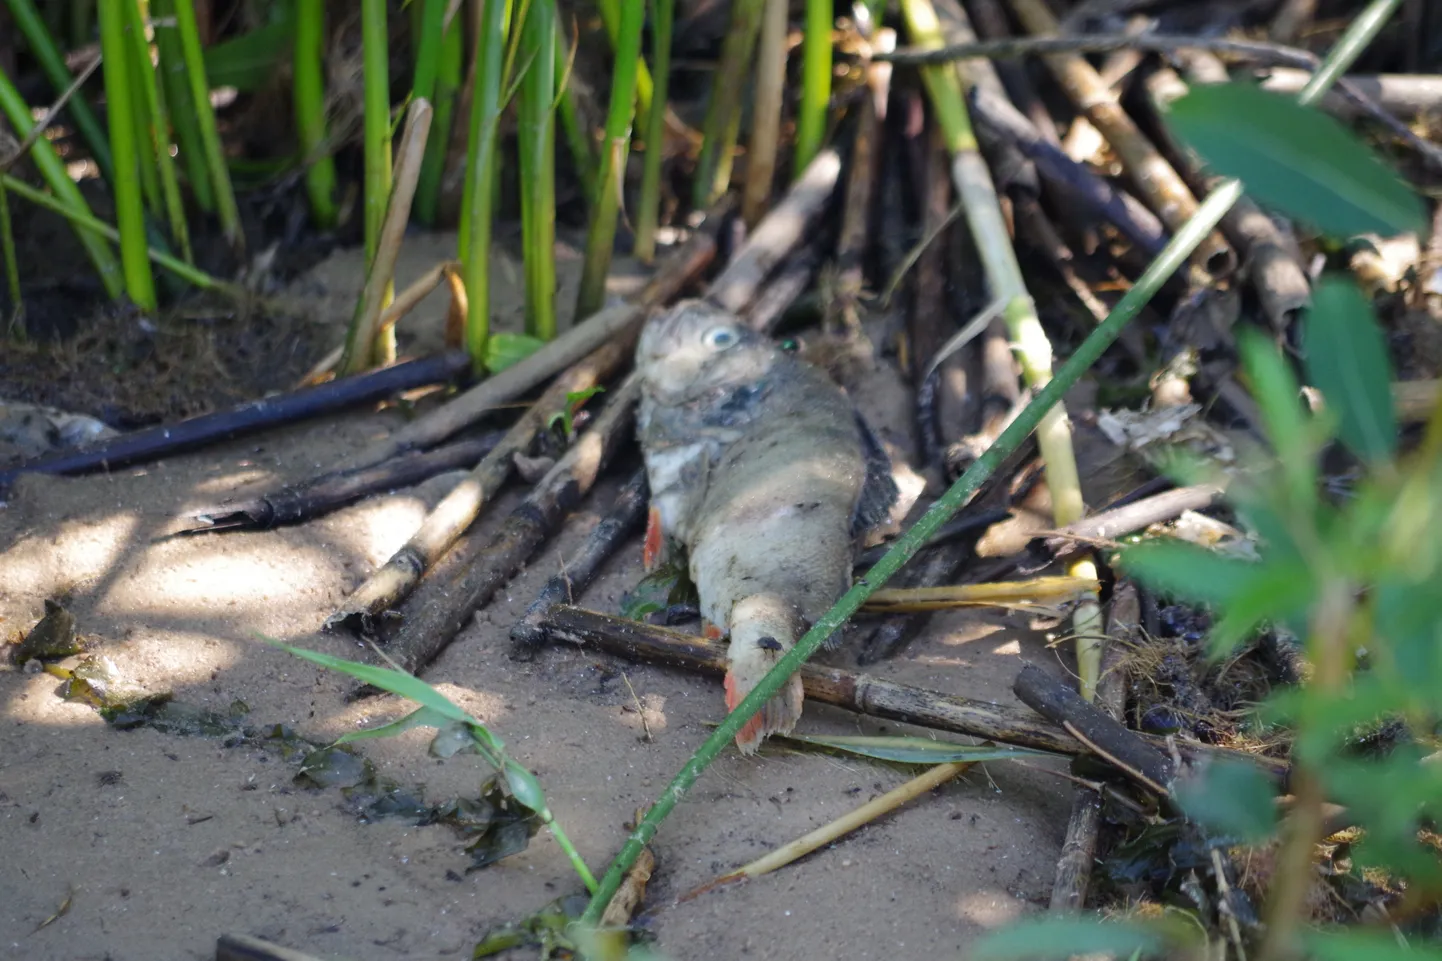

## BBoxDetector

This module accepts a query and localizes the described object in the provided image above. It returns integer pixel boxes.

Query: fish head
[636,300,774,405]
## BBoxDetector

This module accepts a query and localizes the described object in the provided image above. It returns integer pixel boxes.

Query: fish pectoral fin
[724,634,805,756]
[643,506,665,572]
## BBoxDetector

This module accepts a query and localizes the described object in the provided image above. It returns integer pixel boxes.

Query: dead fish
[635,300,898,753]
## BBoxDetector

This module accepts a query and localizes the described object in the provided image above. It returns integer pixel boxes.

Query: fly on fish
[635,299,899,753]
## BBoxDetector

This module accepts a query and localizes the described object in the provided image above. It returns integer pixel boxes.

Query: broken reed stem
[1039,482,1225,561]
[862,575,1099,611]
[1006,0,1235,280]
[700,760,972,893]
[510,468,649,656]
[902,0,1104,694]
[332,228,717,475]
[740,0,788,227]
[340,99,433,373]
[532,605,1287,778]
[327,341,632,633]
[353,378,642,683]
[579,164,1250,929]
[875,31,1344,70]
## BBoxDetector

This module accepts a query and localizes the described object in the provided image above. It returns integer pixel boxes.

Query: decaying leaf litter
[3,0,1442,958]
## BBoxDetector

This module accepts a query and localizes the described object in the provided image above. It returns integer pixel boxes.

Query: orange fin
[702,621,724,640]
[643,506,664,572]
[723,666,804,756]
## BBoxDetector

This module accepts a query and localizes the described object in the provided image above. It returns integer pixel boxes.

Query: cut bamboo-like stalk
[340,100,433,374]
[1006,0,1234,278]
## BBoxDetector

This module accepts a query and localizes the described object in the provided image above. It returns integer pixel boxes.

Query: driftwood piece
[1038,483,1225,562]
[1014,662,1175,794]
[215,933,342,961]
[1049,581,1135,912]
[180,430,505,532]
[326,340,633,633]
[509,467,649,658]
[333,227,718,475]
[1007,0,1235,277]
[530,604,1288,780]
[706,147,842,314]
[968,85,1167,259]
[353,378,642,687]
[0,351,473,490]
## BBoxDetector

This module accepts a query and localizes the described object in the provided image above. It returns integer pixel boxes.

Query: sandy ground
[0,236,1084,961]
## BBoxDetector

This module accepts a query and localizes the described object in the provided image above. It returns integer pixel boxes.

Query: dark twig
[1049,581,1135,912]
[1014,662,1175,794]
[510,467,649,658]
[178,430,505,533]
[0,351,473,490]
[326,341,633,634]
[351,378,641,688]
[531,604,1289,779]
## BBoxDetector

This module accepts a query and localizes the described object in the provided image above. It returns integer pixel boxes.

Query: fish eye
[703,326,739,350]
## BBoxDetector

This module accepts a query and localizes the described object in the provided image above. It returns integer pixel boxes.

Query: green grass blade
[122,0,193,264]
[784,734,1057,765]
[172,0,244,253]
[151,0,214,214]
[97,0,157,309]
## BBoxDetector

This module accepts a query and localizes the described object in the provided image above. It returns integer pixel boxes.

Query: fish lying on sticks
[635,300,899,753]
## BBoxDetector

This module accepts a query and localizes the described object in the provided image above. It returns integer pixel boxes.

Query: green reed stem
[595,0,655,125]
[172,0,243,253]
[122,0,192,263]
[518,0,558,340]
[414,0,460,226]
[360,0,395,362]
[632,0,673,263]
[794,0,833,174]
[554,25,596,206]
[0,178,21,332]
[459,0,511,370]
[574,0,645,320]
[0,173,231,293]
[151,0,212,213]
[293,0,338,228]
[97,0,156,309]
[693,0,764,208]
[5,0,115,182]
[0,68,123,299]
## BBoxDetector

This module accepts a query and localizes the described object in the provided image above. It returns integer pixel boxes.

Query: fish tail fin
[643,506,664,572]
[722,594,806,755]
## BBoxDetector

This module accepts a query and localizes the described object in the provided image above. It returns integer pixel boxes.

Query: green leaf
[1304,929,1442,961]
[1174,759,1279,842]
[1206,556,1316,658]
[1118,540,1258,608]
[1238,328,1321,511]
[203,19,293,92]
[969,917,1169,960]
[1164,82,1426,239]
[503,759,548,814]
[1303,276,1398,464]
[486,332,547,372]
[783,734,1057,765]
[258,634,477,726]
[331,704,456,746]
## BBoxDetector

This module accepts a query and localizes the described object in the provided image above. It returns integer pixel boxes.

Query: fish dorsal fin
[851,411,900,539]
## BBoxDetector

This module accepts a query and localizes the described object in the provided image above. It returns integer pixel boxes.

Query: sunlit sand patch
[954,889,1027,927]
[0,511,139,598]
